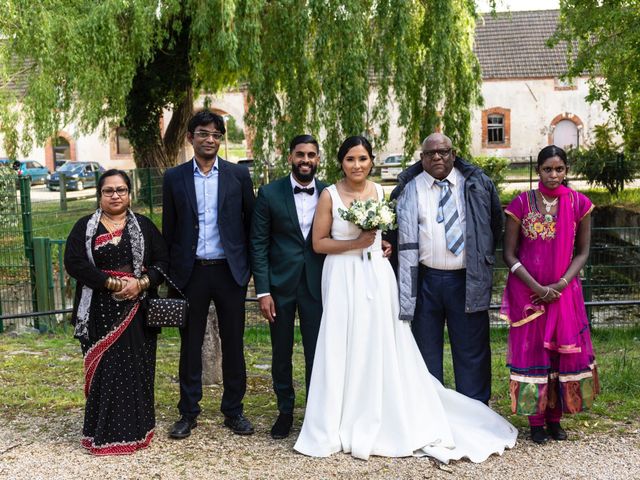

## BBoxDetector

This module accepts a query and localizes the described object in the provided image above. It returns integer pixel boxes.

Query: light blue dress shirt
[193,158,225,260]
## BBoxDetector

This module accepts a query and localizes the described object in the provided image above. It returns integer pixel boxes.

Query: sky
[475,0,560,12]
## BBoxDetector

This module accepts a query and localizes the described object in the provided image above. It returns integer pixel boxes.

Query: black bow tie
[294,186,315,195]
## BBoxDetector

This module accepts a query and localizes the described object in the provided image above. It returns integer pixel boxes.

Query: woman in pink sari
[501,145,599,444]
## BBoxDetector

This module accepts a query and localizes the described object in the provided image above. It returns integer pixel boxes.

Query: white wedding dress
[294,184,518,462]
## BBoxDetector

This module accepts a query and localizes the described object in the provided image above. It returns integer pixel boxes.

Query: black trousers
[412,265,492,404]
[178,262,247,419]
[269,277,322,414]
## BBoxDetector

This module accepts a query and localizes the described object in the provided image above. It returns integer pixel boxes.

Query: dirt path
[0,413,638,480]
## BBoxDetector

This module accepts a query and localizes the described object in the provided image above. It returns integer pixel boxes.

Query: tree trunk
[125,16,193,169]
[201,303,223,385]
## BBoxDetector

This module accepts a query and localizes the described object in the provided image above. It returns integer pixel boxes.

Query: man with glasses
[162,109,255,439]
[390,132,503,404]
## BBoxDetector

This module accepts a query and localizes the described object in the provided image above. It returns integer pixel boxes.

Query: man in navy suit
[163,110,255,438]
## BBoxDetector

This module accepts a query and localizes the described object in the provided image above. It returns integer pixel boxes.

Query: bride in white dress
[294,136,518,462]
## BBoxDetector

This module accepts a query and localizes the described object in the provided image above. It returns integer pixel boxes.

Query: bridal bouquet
[338,198,397,232]
[338,198,396,259]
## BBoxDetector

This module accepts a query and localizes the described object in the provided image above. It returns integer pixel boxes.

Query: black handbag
[145,266,188,328]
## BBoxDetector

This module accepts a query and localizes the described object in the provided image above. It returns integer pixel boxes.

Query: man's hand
[381,239,392,258]
[259,295,277,323]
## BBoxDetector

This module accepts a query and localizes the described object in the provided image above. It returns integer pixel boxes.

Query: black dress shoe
[169,417,197,439]
[530,425,550,444]
[270,413,293,439]
[224,414,255,435]
[547,422,568,440]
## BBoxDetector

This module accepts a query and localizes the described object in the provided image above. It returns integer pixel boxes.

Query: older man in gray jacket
[390,133,503,404]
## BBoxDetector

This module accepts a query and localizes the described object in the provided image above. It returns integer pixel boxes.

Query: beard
[291,162,317,183]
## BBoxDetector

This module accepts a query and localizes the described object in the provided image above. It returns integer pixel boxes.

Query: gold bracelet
[560,277,569,287]
[140,275,150,290]
[106,277,123,291]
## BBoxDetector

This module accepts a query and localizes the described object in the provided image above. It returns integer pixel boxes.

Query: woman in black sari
[65,169,168,455]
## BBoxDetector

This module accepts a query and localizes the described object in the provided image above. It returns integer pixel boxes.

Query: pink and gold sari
[500,183,599,416]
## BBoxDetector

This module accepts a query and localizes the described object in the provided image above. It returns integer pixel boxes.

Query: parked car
[380,154,405,181]
[237,158,254,176]
[46,161,104,191]
[54,159,69,170]
[379,154,421,181]
[0,159,50,185]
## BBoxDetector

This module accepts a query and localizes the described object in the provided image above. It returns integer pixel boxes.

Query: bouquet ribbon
[362,246,379,299]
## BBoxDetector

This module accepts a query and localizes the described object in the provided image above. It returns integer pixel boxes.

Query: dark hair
[97,169,132,199]
[537,144,568,167]
[337,136,375,164]
[187,110,226,135]
[289,134,319,153]
[537,144,569,186]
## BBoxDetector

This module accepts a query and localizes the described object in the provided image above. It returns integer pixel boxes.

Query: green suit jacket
[250,176,327,301]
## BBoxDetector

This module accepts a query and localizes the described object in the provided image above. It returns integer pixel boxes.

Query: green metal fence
[0,167,638,333]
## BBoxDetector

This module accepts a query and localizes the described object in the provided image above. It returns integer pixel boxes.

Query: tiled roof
[0,44,33,98]
[475,9,570,79]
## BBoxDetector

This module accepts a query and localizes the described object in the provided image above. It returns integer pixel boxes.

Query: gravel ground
[1,413,639,480]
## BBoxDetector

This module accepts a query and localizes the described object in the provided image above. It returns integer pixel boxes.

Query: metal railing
[0,168,638,332]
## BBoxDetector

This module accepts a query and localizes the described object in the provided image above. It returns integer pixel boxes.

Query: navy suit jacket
[162,158,255,289]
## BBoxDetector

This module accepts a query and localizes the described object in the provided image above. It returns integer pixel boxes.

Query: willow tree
[552,1,640,152]
[0,0,481,180]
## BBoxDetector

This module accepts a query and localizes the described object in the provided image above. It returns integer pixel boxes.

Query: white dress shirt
[416,169,467,270]
[290,174,318,239]
[256,175,319,299]
[193,157,224,260]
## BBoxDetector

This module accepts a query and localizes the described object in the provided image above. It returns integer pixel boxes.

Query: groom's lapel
[282,179,305,242]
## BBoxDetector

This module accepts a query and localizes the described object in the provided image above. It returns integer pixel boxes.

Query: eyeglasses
[194,130,224,141]
[101,187,129,197]
[422,148,452,158]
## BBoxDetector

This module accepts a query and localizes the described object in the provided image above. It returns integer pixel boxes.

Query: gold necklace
[102,212,127,228]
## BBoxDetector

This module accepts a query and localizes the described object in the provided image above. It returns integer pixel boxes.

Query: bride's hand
[354,230,376,249]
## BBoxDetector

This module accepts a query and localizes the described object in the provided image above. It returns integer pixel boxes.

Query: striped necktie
[435,180,464,256]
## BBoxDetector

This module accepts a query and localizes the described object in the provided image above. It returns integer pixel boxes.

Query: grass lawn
[0,326,638,435]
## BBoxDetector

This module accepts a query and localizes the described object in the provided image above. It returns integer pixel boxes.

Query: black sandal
[530,425,550,444]
[547,422,568,440]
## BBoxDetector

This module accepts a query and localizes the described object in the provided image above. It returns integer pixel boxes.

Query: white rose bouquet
[338,198,397,259]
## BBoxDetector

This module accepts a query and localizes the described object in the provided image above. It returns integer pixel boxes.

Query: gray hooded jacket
[390,157,503,320]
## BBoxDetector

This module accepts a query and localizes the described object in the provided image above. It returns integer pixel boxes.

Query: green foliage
[0,166,18,229]
[568,124,640,195]
[552,1,640,152]
[225,116,245,143]
[1,0,482,179]
[471,155,509,193]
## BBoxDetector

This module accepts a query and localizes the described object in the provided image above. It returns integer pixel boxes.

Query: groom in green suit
[250,134,327,439]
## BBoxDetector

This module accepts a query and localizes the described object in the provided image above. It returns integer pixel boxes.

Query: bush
[0,165,19,229]
[568,124,640,195]
[471,156,509,193]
